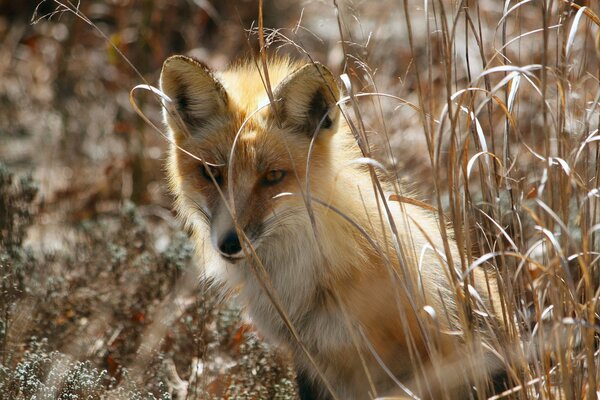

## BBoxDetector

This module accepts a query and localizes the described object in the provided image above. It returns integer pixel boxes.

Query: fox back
[160,55,506,399]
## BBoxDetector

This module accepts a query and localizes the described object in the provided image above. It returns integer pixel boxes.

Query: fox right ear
[272,62,340,138]
[159,55,228,138]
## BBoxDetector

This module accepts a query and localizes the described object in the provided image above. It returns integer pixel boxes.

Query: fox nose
[218,230,242,256]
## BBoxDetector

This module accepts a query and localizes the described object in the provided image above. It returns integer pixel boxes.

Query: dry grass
[1,0,599,399]
[361,1,600,397]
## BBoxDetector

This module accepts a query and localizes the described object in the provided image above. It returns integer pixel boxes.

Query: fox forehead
[218,59,303,113]
[179,121,303,174]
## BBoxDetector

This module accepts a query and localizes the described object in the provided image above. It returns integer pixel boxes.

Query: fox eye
[200,164,223,185]
[262,170,286,186]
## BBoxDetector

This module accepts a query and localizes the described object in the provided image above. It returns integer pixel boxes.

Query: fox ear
[159,55,228,138]
[272,62,340,137]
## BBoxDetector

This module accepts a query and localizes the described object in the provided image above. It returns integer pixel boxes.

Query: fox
[159,55,507,399]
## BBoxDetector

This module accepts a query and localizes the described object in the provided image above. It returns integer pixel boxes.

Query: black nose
[218,230,242,256]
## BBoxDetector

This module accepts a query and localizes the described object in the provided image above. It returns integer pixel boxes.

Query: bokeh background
[1,0,599,398]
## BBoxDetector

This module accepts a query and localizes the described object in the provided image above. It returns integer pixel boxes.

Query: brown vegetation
[1,0,599,399]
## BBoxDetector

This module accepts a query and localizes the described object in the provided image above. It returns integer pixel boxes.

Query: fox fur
[160,55,506,399]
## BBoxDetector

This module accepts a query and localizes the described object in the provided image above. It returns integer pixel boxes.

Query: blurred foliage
[0,163,297,398]
[0,163,38,362]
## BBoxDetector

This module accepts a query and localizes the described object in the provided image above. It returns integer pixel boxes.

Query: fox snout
[211,217,246,262]
[217,229,242,258]
[210,207,262,263]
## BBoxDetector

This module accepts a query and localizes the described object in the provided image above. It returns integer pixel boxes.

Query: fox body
[160,56,505,399]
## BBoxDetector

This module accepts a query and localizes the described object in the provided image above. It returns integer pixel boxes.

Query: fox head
[160,56,342,263]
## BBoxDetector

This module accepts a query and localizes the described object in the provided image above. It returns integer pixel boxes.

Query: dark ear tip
[160,55,219,99]
[161,55,211,76]
[162,55,192,70]
[311,63,339,99]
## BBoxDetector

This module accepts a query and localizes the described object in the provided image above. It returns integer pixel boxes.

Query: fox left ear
[159,55,228,139]
[272,62,340,137]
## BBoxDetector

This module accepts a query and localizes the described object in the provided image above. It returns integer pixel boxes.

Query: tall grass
[375,1,600,398]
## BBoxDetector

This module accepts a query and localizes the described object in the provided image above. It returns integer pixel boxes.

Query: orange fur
[160,55,506,399]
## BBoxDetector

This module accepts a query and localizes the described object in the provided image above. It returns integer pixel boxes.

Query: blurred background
[1,0,599,398]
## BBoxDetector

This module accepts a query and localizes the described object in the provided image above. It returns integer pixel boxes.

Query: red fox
[159,55,507,399]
